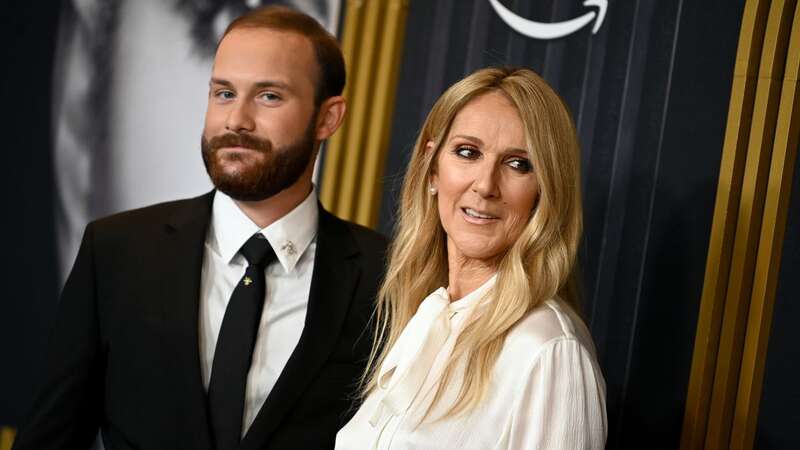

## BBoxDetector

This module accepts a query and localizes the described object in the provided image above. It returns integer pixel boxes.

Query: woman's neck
[446,238,498,301]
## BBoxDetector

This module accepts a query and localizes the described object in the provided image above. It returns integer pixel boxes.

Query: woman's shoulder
[502,298,598,363]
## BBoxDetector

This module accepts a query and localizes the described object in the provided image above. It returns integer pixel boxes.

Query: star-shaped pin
[243,276,253,286]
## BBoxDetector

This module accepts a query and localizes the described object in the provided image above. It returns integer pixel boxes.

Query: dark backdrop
[5,1,799,449]
[754,141,800,449]
[0,0,61,426]
[377,1,744,448]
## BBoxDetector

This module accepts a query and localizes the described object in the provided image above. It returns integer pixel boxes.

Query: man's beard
[201,121,316,202]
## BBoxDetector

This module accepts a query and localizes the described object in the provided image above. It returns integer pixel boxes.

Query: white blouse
[335,276,607,450]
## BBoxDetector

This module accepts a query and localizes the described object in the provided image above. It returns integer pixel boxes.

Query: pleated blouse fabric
[335,276,607,450]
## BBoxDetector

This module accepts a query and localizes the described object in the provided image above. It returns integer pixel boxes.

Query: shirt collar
[446,273,497,312]
[209,188,319,273]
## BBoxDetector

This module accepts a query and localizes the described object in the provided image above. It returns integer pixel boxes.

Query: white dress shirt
[336,275,607,450]
[199,189,318,435]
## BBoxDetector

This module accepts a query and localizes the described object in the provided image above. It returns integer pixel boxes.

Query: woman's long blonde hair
[363,67,583,418]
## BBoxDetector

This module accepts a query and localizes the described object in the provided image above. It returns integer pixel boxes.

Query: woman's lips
[461,207,499,224]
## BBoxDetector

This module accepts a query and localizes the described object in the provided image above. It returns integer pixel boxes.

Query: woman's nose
[471,162,500,198]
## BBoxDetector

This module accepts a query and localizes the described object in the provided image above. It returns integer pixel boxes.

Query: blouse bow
[369,287,451,429]
[368,276,497,433]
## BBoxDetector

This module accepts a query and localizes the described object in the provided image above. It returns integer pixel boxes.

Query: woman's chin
[450,242,505,265]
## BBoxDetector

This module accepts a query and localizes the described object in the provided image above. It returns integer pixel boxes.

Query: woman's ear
[315,96,347,141]
[425,140,437,173]
[426,140,439,191]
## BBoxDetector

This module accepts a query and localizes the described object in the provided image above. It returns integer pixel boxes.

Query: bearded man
[12,6,386,450]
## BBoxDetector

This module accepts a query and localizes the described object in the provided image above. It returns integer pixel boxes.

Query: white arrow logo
[488,0,608,40]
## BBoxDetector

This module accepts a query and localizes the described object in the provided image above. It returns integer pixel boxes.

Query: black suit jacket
[12,192,387,450]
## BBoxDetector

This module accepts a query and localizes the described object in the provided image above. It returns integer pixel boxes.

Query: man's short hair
[222,6,346,105]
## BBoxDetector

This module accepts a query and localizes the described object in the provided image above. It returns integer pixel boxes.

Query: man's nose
[225,101,256,133]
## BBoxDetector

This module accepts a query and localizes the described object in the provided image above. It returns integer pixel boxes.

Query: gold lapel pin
[243,276,253,286]
[281,241,297,256]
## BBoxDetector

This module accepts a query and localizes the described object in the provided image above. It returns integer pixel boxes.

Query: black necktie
[208,233,275,450]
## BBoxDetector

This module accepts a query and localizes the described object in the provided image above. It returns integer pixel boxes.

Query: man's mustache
[207,133,271,153]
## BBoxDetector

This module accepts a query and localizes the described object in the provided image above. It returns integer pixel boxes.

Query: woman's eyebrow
[504,147,529,155]
[450,134,528,154]
[449,134,484,145]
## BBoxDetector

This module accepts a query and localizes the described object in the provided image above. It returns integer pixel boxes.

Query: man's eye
[260,92,281,101]
[507,158,533,173]
[215,90,235,100]
[454,147,479,159]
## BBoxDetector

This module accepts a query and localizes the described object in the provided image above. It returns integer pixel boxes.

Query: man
[12,6,386,450]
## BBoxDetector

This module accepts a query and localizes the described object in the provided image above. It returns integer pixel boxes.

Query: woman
[336,67,606,449]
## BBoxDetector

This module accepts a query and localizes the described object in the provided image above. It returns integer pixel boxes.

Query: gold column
[680,0,770,447]
[355,0,409,226]
[320,0,366,212]
[320,0,410,228]
[0,427,15,450]
[704,1,797,448]
[730,3,800,449]
[681,1,800,449]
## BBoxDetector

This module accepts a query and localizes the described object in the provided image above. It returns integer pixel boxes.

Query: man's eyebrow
[209,78,291,91]
[210,78,233,87]
[253,80,291,91]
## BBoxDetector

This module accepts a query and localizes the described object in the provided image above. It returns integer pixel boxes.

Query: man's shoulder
[89,191,214,235]
[341,219,389,253]
[319,210,388,258]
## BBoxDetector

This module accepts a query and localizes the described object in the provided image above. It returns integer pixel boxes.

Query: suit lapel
[240,207,361,450]
[159,191,215,450]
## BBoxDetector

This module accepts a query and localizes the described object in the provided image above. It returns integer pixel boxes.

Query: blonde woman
[336,67,606,449]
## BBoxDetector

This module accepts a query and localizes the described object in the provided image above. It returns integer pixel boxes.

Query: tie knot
[239,234,275,268]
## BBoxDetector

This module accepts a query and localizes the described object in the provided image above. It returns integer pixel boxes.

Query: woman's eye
[507,158,533,173]
[454,147,479,159]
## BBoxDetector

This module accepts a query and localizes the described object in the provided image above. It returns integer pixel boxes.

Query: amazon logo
[489,0,608,40]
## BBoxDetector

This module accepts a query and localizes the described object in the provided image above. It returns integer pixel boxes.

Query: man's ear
[315,96,346,140]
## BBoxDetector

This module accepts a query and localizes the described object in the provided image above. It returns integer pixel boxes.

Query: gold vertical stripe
[730,4,800,449]
[336,0,385,220]
[680,1,770,448]
[355,0,410,227]
[320,0,410,227]
[320,0,367,210]
[704,1,797,448]
[0,427,15,450]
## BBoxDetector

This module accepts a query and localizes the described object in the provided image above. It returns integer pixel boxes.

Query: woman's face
[431,91,540,264]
